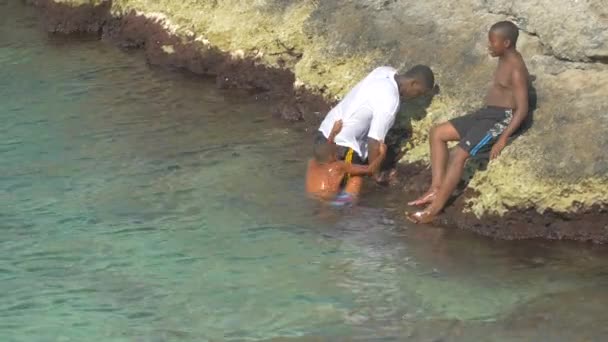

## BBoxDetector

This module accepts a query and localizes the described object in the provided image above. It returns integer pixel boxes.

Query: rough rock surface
[31,0,608,241]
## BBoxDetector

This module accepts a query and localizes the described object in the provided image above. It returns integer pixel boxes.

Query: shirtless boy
[306,120,386,202]
[407,21,529,223]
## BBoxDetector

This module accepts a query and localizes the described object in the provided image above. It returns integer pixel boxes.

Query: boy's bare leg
[343,176,363,198]
[407,147,469,223]
[408,123,461,206]
[330,175,362,206]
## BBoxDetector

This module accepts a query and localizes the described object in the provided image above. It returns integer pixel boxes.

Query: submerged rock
[31,0,608,241]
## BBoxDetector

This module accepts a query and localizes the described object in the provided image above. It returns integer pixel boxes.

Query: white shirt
[318,66,400,160]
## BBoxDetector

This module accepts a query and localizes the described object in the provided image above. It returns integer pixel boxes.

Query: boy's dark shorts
[449,106,513,157]
[313,131,367,164]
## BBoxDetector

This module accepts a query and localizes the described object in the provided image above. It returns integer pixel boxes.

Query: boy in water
[306,119,386,203]
[407,21,529,223]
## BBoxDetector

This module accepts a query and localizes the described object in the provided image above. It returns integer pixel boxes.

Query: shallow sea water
[3,2,608,341]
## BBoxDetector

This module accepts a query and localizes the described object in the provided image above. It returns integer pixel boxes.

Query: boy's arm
[367,138,383,176]
[328,119,343,143]
[367,104,397,177]
[490,66,529,160]
[344,144,386,176]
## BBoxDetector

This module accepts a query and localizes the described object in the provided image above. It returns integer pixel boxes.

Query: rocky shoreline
[28,0,332,123]
[397,162,608,243]
[27,0,608,243]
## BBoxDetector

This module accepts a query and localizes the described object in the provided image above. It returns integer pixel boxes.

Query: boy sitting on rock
[407,20,530,223]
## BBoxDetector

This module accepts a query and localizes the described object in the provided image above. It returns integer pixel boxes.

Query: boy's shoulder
[324,160,348,173]
[501,52,528,79]
[507,51,527,68]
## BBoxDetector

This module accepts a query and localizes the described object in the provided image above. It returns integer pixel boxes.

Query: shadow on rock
[383,85,439,172]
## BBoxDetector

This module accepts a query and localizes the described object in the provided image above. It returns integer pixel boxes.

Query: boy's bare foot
[407,189,437,207]
[406,209,436,224]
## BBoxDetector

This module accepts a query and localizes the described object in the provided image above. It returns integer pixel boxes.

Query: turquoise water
[3,2,608,341]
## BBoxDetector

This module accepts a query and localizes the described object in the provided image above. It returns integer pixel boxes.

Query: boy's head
[396,65,435,99]
[488,21,519,57]
[313,142,338,163]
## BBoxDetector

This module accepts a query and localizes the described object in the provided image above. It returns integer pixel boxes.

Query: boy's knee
[431,123,455,142]
[453,147,470,164]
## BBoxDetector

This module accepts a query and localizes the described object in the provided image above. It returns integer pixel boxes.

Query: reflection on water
[2,2,608,341]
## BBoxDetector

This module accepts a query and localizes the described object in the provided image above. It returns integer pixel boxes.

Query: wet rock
[274,99,304,122]
[31,0,111,35]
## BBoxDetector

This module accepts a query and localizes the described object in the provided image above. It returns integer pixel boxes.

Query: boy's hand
[490,138,507,160]
[372,143,388,184]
